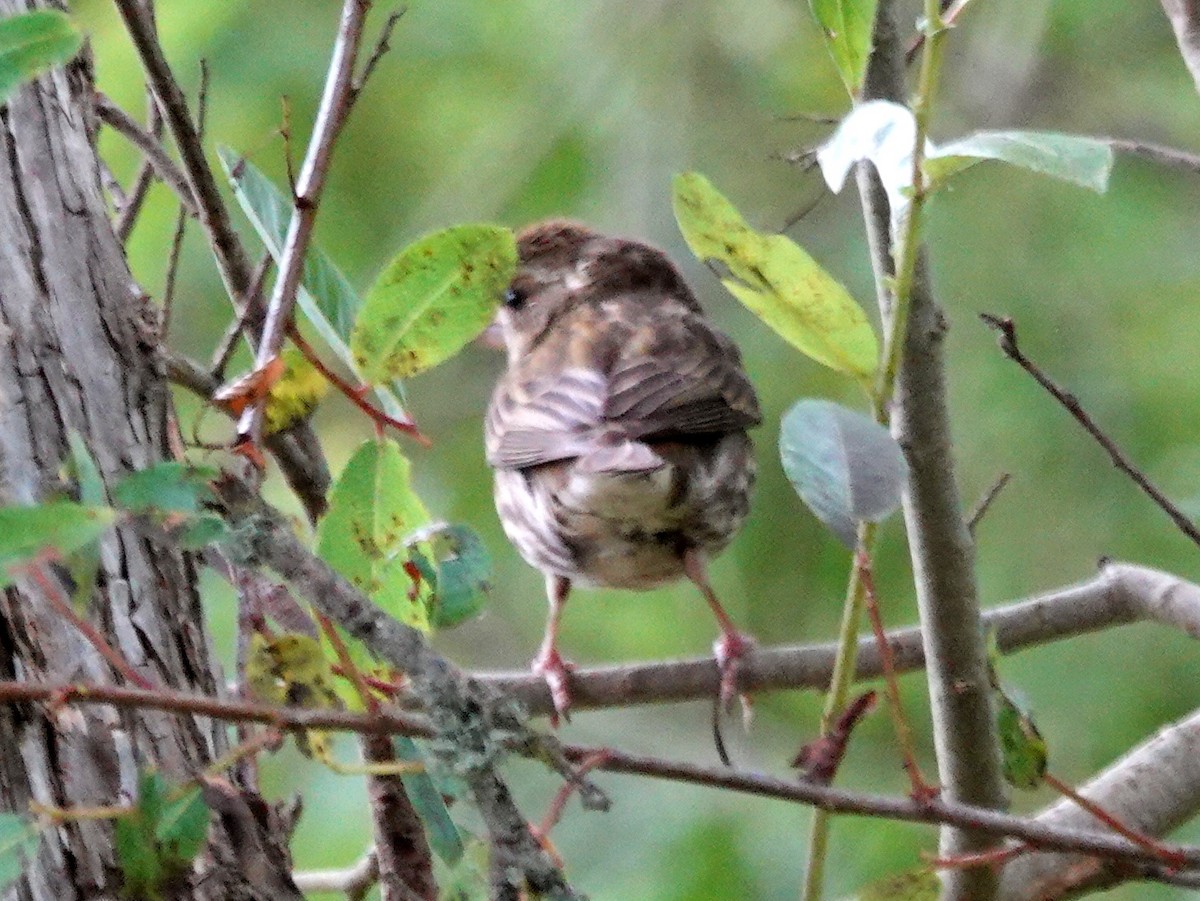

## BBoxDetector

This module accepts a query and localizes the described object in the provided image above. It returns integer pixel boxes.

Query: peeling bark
[0,1,298,896]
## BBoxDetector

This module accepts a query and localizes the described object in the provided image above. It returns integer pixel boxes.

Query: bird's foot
[532,646,576,726]
[713,630,755,723]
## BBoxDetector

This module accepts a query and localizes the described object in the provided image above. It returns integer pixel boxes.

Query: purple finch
[485,220,761,719]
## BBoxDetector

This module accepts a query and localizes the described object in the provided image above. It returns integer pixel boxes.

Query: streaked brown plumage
[485,220,762,718]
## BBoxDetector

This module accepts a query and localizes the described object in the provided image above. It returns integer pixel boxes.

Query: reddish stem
[928,844,1027,870]
[288,329,430,445]
[857,548,938,802]
[1044,771,1188,871]
[26,558,156,691]
[534,749,613,850]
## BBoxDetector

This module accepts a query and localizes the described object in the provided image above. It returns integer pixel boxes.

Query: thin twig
[94,93,197,220]
[981,312,1200,550]
[1043,771,1188,869]
[288,330,427,442]
[352,7,407,100]
[161,61,209,343]
[211,256,274,380]
[236,0,376,454]
[1109,138,1200,175]
[160,207,188,342]
[113,0,256,311]
[114,87,163,243]
[967,471,1012,535]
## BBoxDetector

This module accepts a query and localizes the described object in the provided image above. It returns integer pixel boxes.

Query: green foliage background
[75,0,1200,897]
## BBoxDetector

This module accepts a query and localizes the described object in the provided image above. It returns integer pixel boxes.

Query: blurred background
[74,0,1200,897]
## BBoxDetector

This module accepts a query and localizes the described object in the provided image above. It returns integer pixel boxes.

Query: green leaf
[0,813,40,891]
[394,737,466,865]
[0,11,82,106]
[672,172,877,381]
[116,771,167,897]
[175,513,229,550]
[351,225,516,382]
[316,438,432,631]
[63,433,106,613]
[808,0,879,96]
[115,770,207,897]
[994,684,1048,790]
[217,148,412,425]
[841,868,939,900]
[156,787,209,865]
[112,463,216,517]
[779,399,907,547]
[408,523,491,629]
[925,131,1114,194]
[65,432,105,507]
[0,502,116,585]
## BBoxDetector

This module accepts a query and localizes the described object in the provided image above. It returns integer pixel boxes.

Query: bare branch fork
[112,0,332,520]
[234,0,376,452]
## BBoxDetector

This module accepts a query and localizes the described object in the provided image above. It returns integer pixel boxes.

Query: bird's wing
[485,368,608,469]
[486,307,761,470]
[604,314,762,440]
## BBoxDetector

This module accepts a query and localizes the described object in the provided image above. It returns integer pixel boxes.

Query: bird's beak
[477,314,506,350]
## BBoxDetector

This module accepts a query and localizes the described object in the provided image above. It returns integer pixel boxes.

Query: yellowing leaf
[672,172,877,381]
[316,438,432,632]
[246,632,341,759]
[350,224,517,382]
[263,347,329,435]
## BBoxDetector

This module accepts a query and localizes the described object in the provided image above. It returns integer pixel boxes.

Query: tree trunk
[0,1,297,897]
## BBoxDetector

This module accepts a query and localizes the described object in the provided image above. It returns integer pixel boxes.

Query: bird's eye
[504,287,527,309]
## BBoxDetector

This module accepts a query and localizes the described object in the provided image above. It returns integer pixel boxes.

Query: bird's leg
[684,550,754,714]
[532,574,575,724]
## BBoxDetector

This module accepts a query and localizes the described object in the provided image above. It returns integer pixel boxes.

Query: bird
[484,219,762,720]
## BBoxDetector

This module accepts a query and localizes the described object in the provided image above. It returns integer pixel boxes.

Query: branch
[1110,138,1200,175]
[161,349,330,522]
[213,475,584,900]
[113,87,163,243]
[236,0,372,450]
[5,677,1200,884]
[981,313,1200,550]
[1160,0,1200,95]
[294,851,379,900]
[0,680,431,737]
[111,0,333,517]
[998,706,1200,899]
[112,0,256,311]
[94,93,197,220]
[574,744,1200,879]
[479,562,1200,714]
